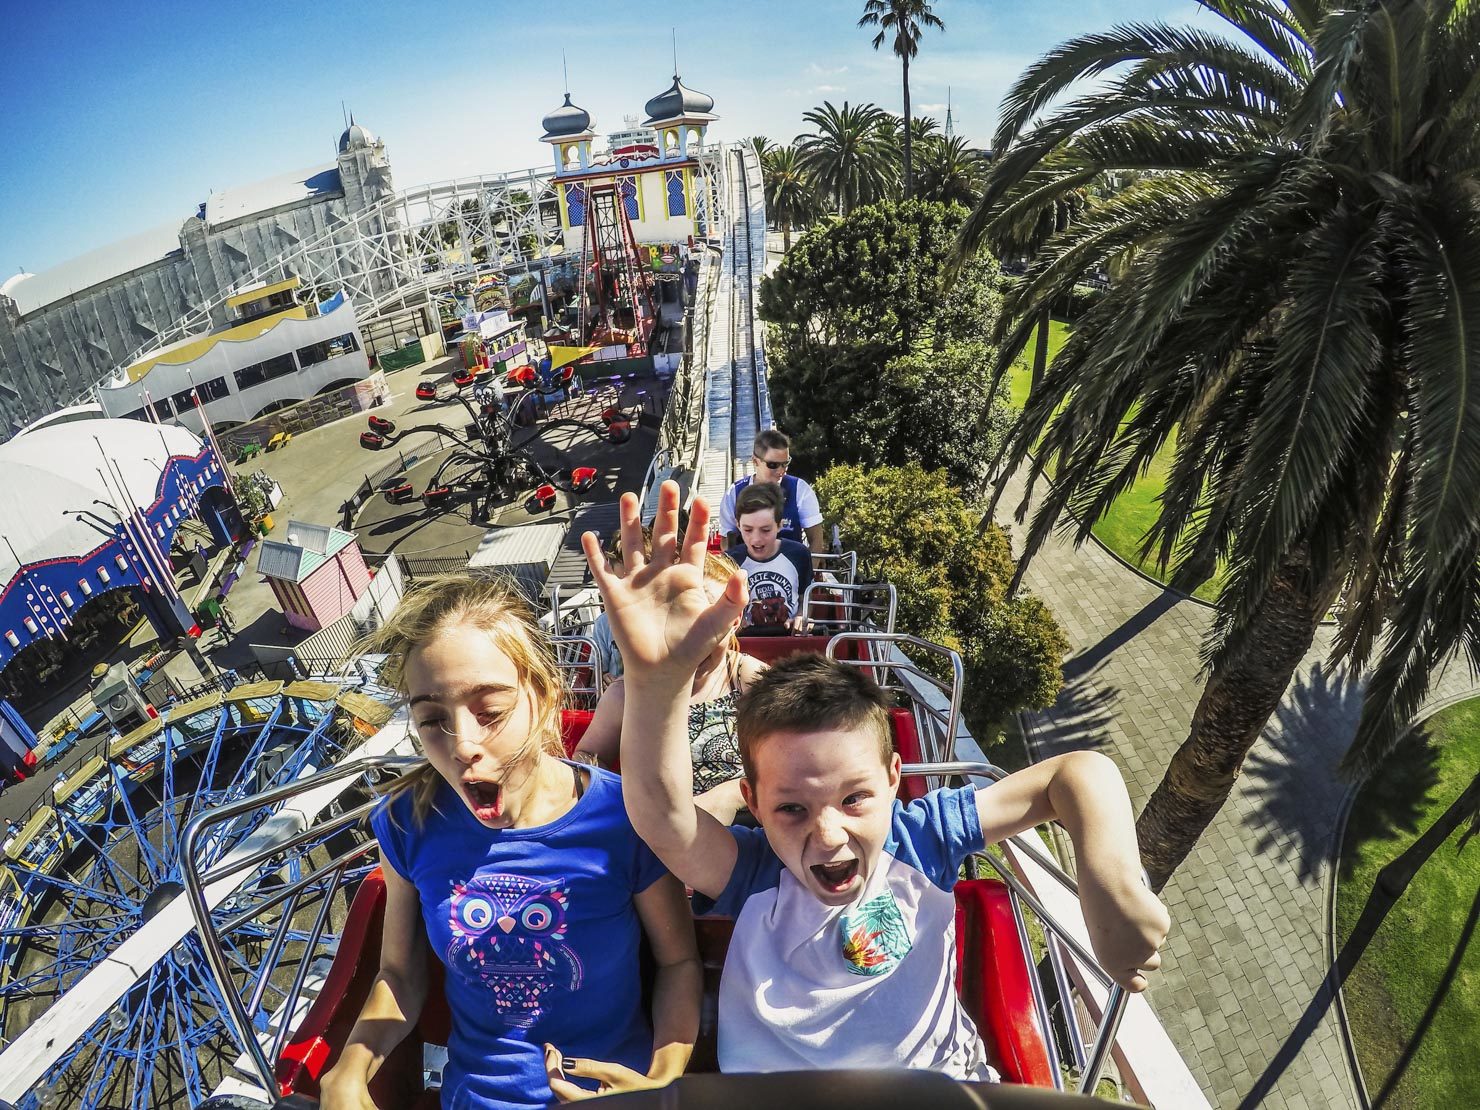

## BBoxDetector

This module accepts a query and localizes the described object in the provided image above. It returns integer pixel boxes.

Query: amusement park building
[0,124,397,437]
[541,74,722,252]
[0,417,231,677]
[96,281,369,432]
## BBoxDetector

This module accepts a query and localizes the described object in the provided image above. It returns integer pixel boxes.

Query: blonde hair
[359,574,566,828]
[703,552,743,664]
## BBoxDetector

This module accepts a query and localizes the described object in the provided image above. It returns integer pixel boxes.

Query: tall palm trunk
[783,226,792,251]
[1136,553,1333,891]
[901,56,913,199]
[1031,305,1051,392]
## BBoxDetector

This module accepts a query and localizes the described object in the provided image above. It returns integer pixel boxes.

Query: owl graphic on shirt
[446,873,584,1026]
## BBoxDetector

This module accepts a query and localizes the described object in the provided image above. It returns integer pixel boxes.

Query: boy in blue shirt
[582,482,1169,1078]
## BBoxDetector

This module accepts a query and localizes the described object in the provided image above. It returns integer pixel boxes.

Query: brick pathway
[997,464,1479,1108]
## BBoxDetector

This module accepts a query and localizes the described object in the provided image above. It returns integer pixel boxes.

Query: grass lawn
[1005,320,1222,602]
[1335,700,1480,1109]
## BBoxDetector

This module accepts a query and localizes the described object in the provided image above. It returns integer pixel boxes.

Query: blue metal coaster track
[0,685,380,1110]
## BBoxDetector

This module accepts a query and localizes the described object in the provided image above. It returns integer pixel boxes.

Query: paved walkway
[998,463,1479,1108]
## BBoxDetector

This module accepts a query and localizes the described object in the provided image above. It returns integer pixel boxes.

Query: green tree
[761,144,819,251]
[794,101,895,215]
[859,0,945,199]
[762,200,1002,470]
[817,463,1067,730]
[871,344,1013,496]
[748,135,774,164]
[913,134,984,208]
[958,0,1480,891]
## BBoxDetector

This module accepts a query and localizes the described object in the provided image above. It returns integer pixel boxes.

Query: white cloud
[917,103,946,114]
[806,62,849,77]
[809,84,847,94]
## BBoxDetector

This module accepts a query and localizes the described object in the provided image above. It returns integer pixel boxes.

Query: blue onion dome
[643,75,716,123]
[542,93,593,139]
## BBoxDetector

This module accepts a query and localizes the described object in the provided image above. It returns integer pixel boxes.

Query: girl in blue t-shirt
[320,576,700,1110]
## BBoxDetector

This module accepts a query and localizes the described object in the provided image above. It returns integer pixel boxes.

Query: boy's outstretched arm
[582,482,745,901]
[973,750,1170,992]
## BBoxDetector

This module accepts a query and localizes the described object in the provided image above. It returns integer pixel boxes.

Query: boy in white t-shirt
[582,483,1169,1079]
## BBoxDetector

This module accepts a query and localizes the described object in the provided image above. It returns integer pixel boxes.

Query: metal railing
[801,580,898,636]
[901,761,1131,1096]
[811,549,858,586]
[180,754,419,1094]
[552,635,605,710]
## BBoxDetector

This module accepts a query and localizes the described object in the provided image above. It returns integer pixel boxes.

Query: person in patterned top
[573,552,767,825]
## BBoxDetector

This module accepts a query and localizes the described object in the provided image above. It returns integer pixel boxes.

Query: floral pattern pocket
[839,891,913,977]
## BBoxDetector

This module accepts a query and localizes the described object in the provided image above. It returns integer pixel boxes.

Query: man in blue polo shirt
[719,430,825,552]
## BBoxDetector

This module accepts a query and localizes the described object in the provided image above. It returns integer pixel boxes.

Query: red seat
[889,708,928,803]
[273,710,1056,1100]
[561,709,594,755]
[279,869,1055,1100]
[954,880,1057,1087]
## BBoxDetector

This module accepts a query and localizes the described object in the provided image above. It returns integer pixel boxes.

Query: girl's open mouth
[463,779,503,821]
[810,859,859,893]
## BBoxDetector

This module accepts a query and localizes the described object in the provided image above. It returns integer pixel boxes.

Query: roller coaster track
[695,145,771,515]
[80,155,727,408]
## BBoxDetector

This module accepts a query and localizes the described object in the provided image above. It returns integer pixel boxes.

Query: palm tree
[913,133,985,209]
[748,135,775,165]
[859,0,945,199]
[977,175,1089,392]
[795,101,895,216]
[959,0,1480,891]
[762,144,819,251]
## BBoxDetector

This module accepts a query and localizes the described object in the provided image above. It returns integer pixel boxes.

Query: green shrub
[816,463,1067,733]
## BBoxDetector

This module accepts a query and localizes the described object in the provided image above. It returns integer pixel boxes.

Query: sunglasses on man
[754,457,790,471]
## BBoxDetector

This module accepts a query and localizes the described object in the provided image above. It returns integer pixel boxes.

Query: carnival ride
[166,617,1137,1109]
[0,143,1208,1110]
[570,180,658,356]
[359,365,639,521]
[0,677,396,1109]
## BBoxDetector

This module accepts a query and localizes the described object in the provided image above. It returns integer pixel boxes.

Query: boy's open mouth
[809,859,859,893]
[463,779,503,821]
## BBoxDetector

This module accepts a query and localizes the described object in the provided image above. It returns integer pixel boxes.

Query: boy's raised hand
[582,482,746,686]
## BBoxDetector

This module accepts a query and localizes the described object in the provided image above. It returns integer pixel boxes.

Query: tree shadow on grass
[1237,748,1479,1109]
[1240,662,1437,885]
[1369,880,1480,1108]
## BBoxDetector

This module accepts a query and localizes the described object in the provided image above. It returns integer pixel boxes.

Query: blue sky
[0,0,1213,278]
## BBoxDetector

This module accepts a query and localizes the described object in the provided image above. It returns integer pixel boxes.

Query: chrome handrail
[900,761,1130,1096]
[180,755,420,1092]
[810,549,858,586]
[552,634,605,709]
[802,581,897,635]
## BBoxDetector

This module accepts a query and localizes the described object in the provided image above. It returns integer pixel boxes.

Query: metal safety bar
[827,633,963,790]
[901,761,1130,1095]
[181,754,420,1094]
[802,581,898,636]
[552,635,606,710]
[548,584,603,638]
[810,549,858,586]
